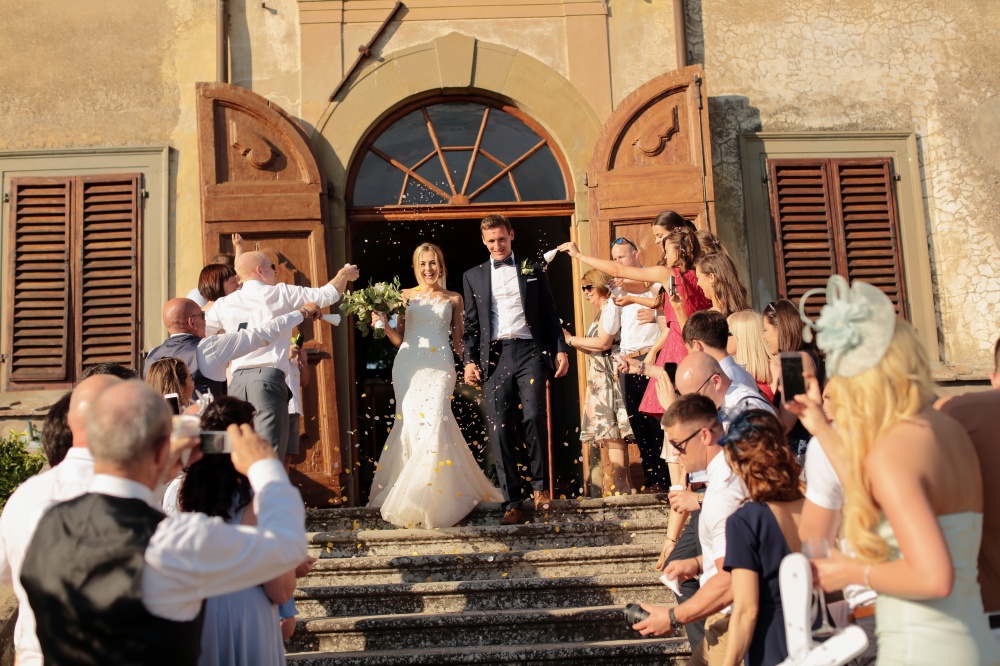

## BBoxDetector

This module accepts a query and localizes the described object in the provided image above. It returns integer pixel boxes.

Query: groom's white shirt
[489,255,532,341]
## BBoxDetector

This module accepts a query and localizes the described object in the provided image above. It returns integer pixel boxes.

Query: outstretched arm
[558,242,672,285]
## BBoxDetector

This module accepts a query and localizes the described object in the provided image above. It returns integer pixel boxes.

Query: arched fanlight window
[350,100,569,207]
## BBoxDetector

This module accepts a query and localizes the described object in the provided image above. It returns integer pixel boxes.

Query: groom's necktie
[492,256,515,269]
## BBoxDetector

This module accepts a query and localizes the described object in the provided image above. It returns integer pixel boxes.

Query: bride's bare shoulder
[444,289,463,304]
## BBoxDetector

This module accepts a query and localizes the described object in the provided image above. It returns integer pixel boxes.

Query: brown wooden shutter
[766,159,839,318]
[767,157,907,319]
[73,175,142,375]
[830,159,908,315]
[5,178,73,385]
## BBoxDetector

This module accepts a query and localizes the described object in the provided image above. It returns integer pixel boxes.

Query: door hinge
[0,354,6,364]
[3,192,8,203]
[694,74,703,111]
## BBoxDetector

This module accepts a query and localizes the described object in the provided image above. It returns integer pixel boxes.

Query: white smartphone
[199,431,233,454]
[164,393,181,415]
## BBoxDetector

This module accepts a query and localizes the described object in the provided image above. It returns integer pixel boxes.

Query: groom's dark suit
[463,255,567,511]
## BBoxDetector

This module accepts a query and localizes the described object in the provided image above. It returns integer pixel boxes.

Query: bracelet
[863,564,873,591]
[665,537,676,544]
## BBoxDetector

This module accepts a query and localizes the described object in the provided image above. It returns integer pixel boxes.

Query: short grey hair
[87,381,172,466]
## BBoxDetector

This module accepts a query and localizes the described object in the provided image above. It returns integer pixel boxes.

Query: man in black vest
[144,298,320,398]
[20,382,307,666]
[462,214,569,525]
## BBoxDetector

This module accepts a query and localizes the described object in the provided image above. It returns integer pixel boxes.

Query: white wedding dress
[368,294,500,528]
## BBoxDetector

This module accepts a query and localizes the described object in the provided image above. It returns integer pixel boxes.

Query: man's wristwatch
[668,608,684,634]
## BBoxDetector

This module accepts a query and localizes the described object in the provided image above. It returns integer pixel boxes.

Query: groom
[463,214,569,525]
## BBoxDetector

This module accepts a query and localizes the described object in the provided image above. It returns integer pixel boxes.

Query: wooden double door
[195,65,714,506]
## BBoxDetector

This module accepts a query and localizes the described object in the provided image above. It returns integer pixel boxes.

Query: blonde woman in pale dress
[368,243,500,528]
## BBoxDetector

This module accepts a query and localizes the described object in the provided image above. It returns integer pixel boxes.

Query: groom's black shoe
[500,508,525,525]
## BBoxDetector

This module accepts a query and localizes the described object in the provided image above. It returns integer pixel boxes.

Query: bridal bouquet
[339,277,406,339]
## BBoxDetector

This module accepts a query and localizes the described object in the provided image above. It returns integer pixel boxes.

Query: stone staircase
[286,494,691,665]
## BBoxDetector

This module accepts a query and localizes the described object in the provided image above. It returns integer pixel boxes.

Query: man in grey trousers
[206,251,359,458]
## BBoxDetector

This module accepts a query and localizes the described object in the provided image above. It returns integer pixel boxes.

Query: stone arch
[313,32,603,221]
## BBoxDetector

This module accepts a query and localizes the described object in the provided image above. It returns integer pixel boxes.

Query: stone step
[286,638,690,665]
[306,494,671,532]
[301,543,662,586]
[309,518,668,558]
[288,605,685,653]
[295,573,675,617]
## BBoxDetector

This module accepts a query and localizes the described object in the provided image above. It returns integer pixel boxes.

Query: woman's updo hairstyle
[721,410,803,502]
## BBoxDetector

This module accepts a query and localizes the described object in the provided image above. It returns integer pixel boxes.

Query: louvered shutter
[830,159,908,316]
[5,179,73,385]
[766,160,839,318]
[73,175,142,375]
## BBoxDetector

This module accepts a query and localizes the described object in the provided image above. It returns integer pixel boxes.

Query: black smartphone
[199,431,233,454]
[663,362,678,384]
[668,274,677,297]
[779,352,806,400]
[237,322,248,331]
[164,393,181,415]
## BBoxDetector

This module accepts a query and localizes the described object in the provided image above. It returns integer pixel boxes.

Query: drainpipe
[217,0,228,83]
[673,0,688,69]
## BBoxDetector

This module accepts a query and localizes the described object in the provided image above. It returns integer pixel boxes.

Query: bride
[367,242,500,528]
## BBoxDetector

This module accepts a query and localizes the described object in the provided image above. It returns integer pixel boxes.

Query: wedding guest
[20,381,308,666]
[669,351,774,423]
[40,393,72,467]
[789,277,999,665]
[696,229,728,258]
[720,410,805,666]
[565,270,633,495]
[79,362,137,380]
[936,386,1000,638]
[609,237,665,493]
[727,310,775,401]
[168,397,297,666]
[146,297,317,401]
[185,233,244,307]
[285,336,310,471]
[650,210,697,247]
[206,251,357,459]
[0,374,121,666]
[695,253,750,318]
[633,394,747,666]
[146,357,195,408]
[198,263,240,311]
[683,310,759,394]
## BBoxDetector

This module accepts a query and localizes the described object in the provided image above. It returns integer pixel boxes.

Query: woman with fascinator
[787,276,999,665]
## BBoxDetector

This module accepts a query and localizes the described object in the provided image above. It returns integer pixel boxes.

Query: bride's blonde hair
[827,318,935,563]
[412,243,447,289]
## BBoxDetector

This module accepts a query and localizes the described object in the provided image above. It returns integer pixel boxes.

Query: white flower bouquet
[339,277,406,339]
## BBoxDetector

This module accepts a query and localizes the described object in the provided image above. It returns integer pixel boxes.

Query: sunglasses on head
[610,237,637,251]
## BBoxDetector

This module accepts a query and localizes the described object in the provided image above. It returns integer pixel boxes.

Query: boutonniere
[520,259,535,276]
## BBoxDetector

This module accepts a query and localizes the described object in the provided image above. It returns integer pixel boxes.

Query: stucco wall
[699,0,1000,369]
[0,0,217,301]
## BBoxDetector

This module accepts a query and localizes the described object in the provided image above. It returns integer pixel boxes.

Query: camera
[623,603,650,627]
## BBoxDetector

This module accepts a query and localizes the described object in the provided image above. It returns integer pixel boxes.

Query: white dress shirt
[489,255,532,341]
[185,287,208,308]
[170,309,305,383]
[804,436,878,609]
[0,448,95,666]
[205,280,340,376]
[720,380,776,427]
[88,458,306,622]
[698,452,748,614]
[619,287,660,353]
[718,355,762,395]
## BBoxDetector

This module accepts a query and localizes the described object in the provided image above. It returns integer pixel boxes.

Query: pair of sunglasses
[581,284,594,293]
[610,237,637,250]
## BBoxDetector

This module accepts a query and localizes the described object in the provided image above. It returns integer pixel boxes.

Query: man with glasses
[672,351,774,426]
[632,394,748,666]
[610,236,667,490]
[206,251,359,459]
[144,297,320,399]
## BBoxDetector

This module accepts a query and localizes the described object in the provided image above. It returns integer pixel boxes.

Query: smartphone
[237,322,248,331]
[199,431,233,454]
[779,352,806,400]
[663,362,678,384]
[668,274,678,297]
[164,393,181,415]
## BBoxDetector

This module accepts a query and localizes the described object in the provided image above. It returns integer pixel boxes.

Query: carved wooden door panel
[196,82,345,506]
[588,65,715,258]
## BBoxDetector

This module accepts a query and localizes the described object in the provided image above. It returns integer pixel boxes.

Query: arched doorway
[345,95,581,502]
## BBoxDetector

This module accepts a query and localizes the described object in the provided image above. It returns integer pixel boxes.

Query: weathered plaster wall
[607,0,677,106]
[700,0,1000,369]
[0,0,217,300]
[230,0,303,116]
